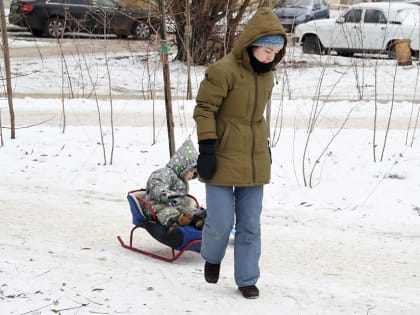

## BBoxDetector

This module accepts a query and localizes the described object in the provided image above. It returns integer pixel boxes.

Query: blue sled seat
[117,189,202,262]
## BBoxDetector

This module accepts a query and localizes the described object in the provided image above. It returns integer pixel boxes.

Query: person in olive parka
[193,7,287,299]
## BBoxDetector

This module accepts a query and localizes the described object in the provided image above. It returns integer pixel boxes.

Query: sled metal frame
[117,227,201,263]
[117,189,202,263]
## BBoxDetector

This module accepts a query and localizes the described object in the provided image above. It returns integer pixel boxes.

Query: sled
[117,189,202,262]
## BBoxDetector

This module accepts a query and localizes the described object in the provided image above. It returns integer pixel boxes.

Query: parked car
[294,2,420,58]
[273,0,330,33]
[8,0,160,39]
[407,0,420,5]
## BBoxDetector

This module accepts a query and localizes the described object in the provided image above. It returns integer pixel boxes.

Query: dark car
[273,0,330,33]
[8,0,160,39]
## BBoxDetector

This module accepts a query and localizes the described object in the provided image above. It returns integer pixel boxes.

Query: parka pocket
[217,121,248,154]
[254,120,269,153]
[217,122,231,152]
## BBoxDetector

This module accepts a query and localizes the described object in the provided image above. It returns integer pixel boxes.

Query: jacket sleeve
[147,169,175,203]
[193,63,230,141]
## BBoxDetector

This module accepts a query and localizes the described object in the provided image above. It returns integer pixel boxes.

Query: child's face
[183,167,197,181]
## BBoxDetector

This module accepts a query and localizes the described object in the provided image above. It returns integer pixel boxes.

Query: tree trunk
[0,0,15,139]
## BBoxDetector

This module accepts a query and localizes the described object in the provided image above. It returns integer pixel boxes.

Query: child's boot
[177,212,193,226]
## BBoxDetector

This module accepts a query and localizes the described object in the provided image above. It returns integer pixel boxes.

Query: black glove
[197,139,217,180]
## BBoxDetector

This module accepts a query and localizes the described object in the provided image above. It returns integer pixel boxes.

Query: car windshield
[283,0,312,8]
[397,8,420,25]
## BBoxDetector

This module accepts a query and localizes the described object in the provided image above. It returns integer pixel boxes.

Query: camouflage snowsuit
[142,138,201,227]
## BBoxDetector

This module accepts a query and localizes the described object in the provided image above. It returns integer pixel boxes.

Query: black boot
[204,261,220,284]
[238,285,259,299]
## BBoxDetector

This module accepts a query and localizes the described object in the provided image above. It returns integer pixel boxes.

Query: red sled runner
[117,189,202,262]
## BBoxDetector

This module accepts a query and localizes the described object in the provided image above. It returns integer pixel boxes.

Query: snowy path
[2,181,419,314]
[1,120,420,314]
[1,35,420,314]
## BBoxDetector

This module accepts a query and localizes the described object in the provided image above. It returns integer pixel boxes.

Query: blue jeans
[201,184,263,287]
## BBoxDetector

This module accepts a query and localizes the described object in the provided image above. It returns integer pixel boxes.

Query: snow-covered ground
[1,33,420,315]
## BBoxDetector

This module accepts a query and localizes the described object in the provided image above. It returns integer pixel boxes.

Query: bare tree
[379,63,398,162]
[166,0,265,65]
[0,0,15,139]
[0,108,3,146]
[405,67,420,147]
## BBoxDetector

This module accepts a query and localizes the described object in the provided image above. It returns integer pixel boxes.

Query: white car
[294,2,420,58]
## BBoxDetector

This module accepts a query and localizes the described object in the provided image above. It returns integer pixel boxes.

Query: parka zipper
[251,72,258,183]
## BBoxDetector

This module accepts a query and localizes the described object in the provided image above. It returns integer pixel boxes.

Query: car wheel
[131,21,151,40]
[45,17,66,38]
[387,42,397,59]
[302,35,323,55]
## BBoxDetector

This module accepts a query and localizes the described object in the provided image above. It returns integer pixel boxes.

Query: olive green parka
[193,7,287,186]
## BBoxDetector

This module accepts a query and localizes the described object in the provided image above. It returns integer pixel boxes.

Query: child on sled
[142,138,206,230]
